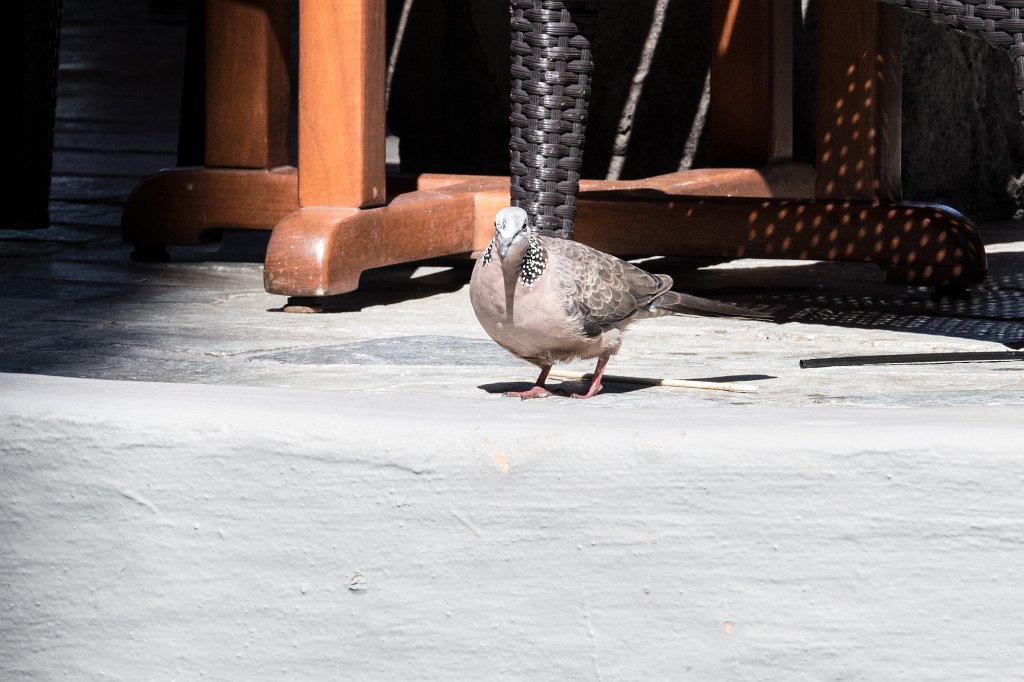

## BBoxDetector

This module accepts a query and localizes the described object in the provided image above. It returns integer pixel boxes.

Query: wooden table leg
[262,0,480,299]
[296,0,386,208]
[205,0,290,169]
[812,0,985,285]
[710,0,793,167]
[122,0,295,256]
[815,0,902,202]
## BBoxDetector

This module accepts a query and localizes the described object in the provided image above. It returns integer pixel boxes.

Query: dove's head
[493,207,530,258]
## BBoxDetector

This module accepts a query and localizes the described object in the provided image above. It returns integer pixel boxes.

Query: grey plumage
[470,207,770,399]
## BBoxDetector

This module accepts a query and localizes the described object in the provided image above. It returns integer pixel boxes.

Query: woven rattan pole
[1016,36,1024,118]
[509,0,600,240]
[204,0,290,169]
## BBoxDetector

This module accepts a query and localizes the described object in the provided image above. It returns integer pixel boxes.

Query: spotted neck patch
[481,241,494,266]
[519,238,546,285]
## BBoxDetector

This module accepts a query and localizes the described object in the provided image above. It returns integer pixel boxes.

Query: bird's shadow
[479,380,646,396]
[689,374,776,383]
[478,373,773,397]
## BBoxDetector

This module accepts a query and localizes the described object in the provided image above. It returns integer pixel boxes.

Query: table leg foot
[281,297,328,313]
[263,189,480,298]
[122,167,299,248]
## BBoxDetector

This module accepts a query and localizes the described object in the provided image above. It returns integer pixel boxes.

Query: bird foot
[569,384,603,400]
[548,383,604,399]
[504,385,553,400]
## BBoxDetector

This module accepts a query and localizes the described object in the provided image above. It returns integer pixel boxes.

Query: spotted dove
[470,207,771,399]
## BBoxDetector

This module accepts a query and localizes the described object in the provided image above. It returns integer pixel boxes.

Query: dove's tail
[653,291,772,321]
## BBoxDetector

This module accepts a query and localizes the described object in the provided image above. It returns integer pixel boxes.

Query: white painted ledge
[2,372,1023,680]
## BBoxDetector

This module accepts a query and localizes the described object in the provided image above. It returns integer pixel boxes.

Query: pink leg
[504,365,553,400]
[570,358,608,399]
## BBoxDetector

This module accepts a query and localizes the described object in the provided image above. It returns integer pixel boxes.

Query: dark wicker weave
[509,0,599,239]
[878,0,1024,115]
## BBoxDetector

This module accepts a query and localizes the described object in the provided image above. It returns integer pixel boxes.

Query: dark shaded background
[386,0,1024,220]
[6,0,1024,228]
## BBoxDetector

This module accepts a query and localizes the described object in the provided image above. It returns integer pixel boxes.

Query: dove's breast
[470,251,618,366]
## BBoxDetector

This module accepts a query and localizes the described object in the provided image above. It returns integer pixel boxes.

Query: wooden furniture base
[123,160,984,295]
[123,167,299,250]
[121,0,988,304]
[262,168,982,297]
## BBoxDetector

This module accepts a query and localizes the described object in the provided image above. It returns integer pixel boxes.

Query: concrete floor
[2,1,1022,409]
[3,221,1024,408]
[4,2,1024,680]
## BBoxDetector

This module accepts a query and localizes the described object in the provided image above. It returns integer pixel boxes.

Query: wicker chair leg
[509,0,599,240]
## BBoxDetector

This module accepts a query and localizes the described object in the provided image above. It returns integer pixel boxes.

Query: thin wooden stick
[548,370,759,394]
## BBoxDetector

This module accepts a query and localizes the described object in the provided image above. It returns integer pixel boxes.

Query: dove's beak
[496,234,513,259]
[495,228,524,259]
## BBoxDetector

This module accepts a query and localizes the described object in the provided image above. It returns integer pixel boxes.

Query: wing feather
[542,237,671,332]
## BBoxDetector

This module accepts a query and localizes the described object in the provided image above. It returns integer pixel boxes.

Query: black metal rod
[799,351,1024,369]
